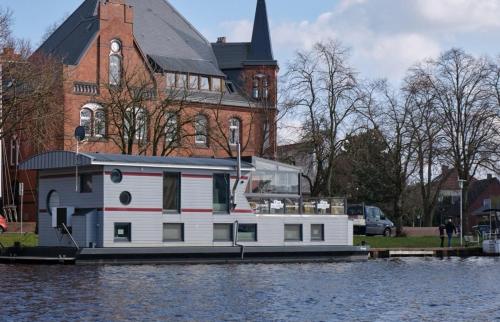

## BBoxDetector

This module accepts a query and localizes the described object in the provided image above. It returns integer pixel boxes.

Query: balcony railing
[73,82,99,95]
[248,197,346,215]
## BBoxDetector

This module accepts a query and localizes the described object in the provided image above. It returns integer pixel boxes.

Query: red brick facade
[2,0,278,221]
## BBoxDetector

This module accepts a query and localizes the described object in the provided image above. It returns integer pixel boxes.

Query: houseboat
[17,151,367,264]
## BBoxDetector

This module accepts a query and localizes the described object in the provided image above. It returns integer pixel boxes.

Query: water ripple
[0,258,499,321]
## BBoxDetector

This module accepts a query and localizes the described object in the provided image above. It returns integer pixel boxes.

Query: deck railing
[248,197,346,215]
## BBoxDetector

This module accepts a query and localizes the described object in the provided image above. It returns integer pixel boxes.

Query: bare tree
[425,49,500,231]
[283,40,360,196]
[0,7,12,48]
[404,64,444,226]
[358,80,417,234]
[103,63,195,156]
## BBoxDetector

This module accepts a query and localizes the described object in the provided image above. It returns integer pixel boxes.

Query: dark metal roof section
[127,0,224,77]
[36,0,224,76]
[246,0,277,65]
[211,43,250,70]
[35,0,100,65]
[19,151,254,171]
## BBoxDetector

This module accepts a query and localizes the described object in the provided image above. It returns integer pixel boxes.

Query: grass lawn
[354,235,468,249]
[0,233,38,248]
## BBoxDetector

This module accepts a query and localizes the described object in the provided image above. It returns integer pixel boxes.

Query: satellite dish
[74,126,86,142]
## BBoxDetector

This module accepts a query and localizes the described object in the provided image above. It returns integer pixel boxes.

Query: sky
[4,0,500,84]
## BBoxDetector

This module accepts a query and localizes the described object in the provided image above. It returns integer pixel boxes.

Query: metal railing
[247,197,346,215]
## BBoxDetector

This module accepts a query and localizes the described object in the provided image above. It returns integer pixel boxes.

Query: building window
[252,78,260,99]
[114,223,131,242]
[165,112,178,143]
[80,104,106,138]
[237,224,257,242]
[311,224,325,241]
[109,54,122,86]
[80,108,92,137]
[263,120,271,150]
[119,191,132,206]
[252,74,269,100]
[213,224,234,242]
[166,73,176,88]
[163,223,184,242]
[213,173,230,214]
[229,118,241,146]
[178,73,188,88]
[212,77,222,91]
[110,169,123,184]
[80,174,93,193]
[10,136,19,166]
[163,172,180,213]
[124,107,148,143]
[284,224,303,241]
[195,114,208,146]
[200,76,210,90]
[189,75,199,89]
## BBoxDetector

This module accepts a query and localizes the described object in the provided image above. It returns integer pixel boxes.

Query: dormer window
[109,39,122,86]
[252,74,269,100]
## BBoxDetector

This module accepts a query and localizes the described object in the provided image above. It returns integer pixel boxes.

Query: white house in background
[20,151,352,248]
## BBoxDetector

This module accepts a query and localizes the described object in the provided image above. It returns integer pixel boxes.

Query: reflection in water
[1,258,499,321]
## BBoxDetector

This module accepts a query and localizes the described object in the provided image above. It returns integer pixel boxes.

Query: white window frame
[229,118,241,146]
[195,114,208,145]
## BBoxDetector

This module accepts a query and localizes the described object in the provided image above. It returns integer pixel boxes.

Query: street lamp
[458,179,466,246]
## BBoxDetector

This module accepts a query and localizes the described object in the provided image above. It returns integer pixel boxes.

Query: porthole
[110,169,123,183]
[120,191,132,206]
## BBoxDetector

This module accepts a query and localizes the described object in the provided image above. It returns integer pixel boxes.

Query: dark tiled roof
[211,43,250,69]
[128,0,222,76]
[36,0,100,65]
[36,0,224,77]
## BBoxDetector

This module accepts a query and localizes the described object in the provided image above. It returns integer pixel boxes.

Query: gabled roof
[36,0,100,65]
[36,0,224,77]
[19,151,255,171]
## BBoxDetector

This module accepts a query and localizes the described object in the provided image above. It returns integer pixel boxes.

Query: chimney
[441,165,449,174]
[487,174,493,180]
[217,37,227,44]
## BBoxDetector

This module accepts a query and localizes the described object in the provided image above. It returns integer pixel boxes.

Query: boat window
[213,224,233,242]
[311,224,325,241]
[110,169,123,183]
[213,173,230,214]
[119,191,132,206]
[80,174,93,193]
[163,172,181,213]
[114,223,131,242]
[163,223,184,242]
[237,224,257,242]
[284,224,302,241]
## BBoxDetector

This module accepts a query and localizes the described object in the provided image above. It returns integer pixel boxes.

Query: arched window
[80,103,106,138]
[109,55,122,86]
[229,118,241,146]
[195,114,208,146]
[109,39,122,86]
[165,112,178,143]
[262,78,269,99]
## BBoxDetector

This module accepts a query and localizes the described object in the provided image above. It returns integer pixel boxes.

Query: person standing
[445,218,457,247]
[438,224,446,248]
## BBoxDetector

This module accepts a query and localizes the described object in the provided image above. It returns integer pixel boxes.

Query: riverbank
[354,235,464,248]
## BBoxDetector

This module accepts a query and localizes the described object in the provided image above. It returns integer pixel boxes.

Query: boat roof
[19,151,254,172]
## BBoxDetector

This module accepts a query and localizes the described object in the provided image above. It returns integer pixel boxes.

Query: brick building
[2,0,279,221]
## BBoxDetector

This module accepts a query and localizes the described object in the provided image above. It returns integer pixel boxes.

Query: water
[1,257,499,322]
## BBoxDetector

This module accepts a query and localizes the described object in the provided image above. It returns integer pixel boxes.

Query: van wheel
[383,228,391,237]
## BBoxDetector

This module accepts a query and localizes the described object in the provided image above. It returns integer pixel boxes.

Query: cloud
[216,0,500,83]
